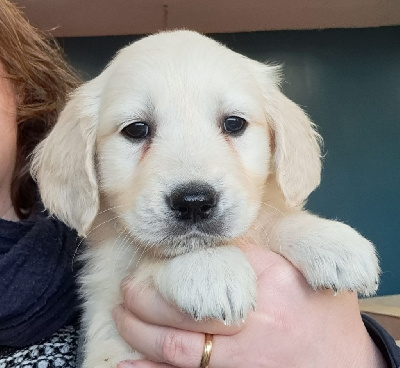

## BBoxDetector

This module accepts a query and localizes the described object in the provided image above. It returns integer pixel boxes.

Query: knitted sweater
[0,210,81,347]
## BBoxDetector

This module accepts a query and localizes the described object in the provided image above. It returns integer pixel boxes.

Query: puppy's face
[32,31,321,256]
[95,33,272,255]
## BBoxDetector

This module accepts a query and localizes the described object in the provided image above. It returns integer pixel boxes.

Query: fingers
[113,304,205,368]
[121,281,243,335]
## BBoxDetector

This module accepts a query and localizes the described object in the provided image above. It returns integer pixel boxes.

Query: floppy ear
[31,78,102,236]
[266,88,322,207]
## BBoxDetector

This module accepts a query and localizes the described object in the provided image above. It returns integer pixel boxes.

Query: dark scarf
[0,210,81,347]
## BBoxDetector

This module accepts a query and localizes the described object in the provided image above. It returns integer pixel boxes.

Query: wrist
[355,328,388,368]
[321,297,387,368]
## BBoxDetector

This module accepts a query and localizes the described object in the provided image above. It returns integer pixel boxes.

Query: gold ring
[199,333,213,368]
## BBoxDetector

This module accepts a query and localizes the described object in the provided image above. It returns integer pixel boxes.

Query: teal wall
[59,26,400,295]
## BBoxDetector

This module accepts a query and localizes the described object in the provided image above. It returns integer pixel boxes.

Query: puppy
[31,30,380,367]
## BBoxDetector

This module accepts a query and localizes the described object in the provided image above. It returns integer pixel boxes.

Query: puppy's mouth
[169,218,224,237]
[152,230,226,258]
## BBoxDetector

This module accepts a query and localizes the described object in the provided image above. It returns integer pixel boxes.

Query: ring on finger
[199,333,213,368]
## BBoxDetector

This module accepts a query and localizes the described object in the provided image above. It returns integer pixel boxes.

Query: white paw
[155,246,257,325]
[284,221,380,296]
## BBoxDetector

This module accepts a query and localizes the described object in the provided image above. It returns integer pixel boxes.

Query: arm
[113,248,387,368]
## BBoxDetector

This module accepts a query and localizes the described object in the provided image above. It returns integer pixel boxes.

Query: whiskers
[71,199,287,275]
[237,201,286,253]
[71,203,131,270]
[112,226,131,274]
[258,201,286,252]
[259,201,286,217]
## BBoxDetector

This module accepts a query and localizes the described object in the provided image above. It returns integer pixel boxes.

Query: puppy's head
[31,30,321,256]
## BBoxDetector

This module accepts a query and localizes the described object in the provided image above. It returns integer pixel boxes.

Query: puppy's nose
[168,182,218,222]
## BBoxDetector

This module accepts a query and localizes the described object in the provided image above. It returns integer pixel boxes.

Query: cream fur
[31,30,380,367]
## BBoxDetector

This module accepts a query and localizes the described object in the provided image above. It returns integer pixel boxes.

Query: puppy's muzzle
[168,181,218,223]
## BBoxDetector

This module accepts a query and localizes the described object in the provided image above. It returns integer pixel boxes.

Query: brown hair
[0,0,81,218]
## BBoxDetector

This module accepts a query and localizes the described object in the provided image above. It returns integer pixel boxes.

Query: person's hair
[0,0,81,219]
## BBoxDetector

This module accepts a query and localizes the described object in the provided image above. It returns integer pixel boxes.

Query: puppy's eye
[223,116,247,135]
[122,122,150,140]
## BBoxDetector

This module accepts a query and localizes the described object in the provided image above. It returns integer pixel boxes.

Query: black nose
[168,182,218,222]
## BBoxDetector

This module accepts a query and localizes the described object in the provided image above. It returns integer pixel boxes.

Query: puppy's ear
[267,88,322,207]
[31,78,102,235]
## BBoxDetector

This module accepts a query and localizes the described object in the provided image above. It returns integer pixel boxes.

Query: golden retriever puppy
[31,30,380,367]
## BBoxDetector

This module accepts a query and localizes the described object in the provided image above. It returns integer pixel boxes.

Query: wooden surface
[360,295,400,340]
[359,295,400,317]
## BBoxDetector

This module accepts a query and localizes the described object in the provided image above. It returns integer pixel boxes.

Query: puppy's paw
[155,246,257,325]
[284,221,380,296]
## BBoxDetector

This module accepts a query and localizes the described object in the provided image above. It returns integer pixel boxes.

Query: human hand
[113,247,386,368]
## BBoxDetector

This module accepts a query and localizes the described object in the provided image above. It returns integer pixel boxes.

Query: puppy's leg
[81,245,142,368]
[154,246,257,325]
[271,212,380,295]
